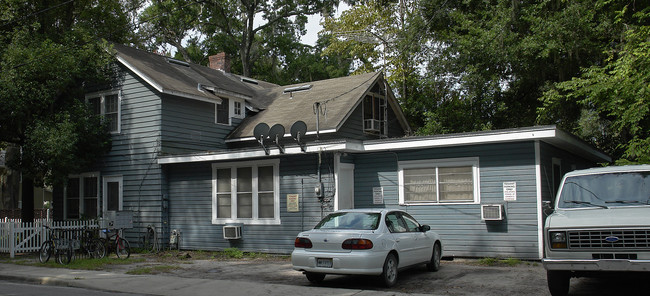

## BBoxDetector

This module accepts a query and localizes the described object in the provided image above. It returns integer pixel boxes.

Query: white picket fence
[0,219,98,258]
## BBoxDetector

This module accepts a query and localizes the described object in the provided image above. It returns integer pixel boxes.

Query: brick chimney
[209,52,231,73]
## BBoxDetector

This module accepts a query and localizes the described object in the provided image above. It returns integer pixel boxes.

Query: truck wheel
[547,270,570,296]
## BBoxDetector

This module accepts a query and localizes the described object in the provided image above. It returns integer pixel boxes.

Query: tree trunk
[21,175,34,223]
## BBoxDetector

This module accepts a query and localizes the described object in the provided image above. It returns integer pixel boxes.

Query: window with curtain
[399,158,479,204]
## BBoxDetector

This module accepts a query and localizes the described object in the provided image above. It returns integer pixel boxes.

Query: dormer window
[215,98,245,125]
[233,101,242,116]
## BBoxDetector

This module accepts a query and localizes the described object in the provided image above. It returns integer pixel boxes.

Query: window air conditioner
[481,204,504,221]
[364,119,381,132]
[223,225,242,240]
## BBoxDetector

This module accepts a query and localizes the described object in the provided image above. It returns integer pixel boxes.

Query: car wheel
[547,270,570,296]
[305,272,325,284]
[381,253,398,287]
[426,242,441,271]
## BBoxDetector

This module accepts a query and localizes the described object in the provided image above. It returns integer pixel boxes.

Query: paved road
[2,254,650,295]
[0,280,144,296]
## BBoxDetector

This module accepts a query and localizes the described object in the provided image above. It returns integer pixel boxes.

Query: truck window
[558,171,650,209]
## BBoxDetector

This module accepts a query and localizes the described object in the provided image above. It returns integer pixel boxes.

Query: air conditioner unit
[364,119,381,132]
[223,225,242,240]
[481,204,504,221]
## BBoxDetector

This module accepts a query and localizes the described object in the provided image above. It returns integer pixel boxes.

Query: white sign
[287,194,299,212]
[503,182,517,201]
[373,187,384,204]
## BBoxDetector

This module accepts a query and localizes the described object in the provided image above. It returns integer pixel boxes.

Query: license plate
[317,258,333,268]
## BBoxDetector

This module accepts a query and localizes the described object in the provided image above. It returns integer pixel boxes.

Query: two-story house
[53,44,610,259]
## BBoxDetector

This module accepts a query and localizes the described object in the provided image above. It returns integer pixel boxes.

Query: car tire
[381,253,398,287]
[305,272,325,284]
[426,242,441,271]
[547,270,570,296]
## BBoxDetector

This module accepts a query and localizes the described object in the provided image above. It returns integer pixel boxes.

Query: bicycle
[100,228,130,259]
[38,226,73,265]
[72,226,106,259]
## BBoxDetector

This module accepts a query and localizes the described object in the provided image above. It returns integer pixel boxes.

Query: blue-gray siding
[352,142,541,259]
[100,68,165,245]
[161,95,235,154]
[166,154,336,253]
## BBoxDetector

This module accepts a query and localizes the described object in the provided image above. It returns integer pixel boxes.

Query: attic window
[283,85,312,94]
[167,58,190,67]
[241,78,259,85]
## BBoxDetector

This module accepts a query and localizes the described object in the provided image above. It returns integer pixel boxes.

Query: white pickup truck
[543,165,650,296]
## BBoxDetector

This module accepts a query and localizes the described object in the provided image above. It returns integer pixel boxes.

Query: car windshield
[558,171,650,209]
[314,212,381,230]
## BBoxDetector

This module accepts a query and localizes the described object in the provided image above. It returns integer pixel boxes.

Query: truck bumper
[543,258,650,272]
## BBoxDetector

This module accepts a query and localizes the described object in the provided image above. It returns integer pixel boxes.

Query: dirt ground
[9,251,650,295]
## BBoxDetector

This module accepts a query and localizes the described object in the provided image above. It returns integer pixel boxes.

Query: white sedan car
[291,209,442,287]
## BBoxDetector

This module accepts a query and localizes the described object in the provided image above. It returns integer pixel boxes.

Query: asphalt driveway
[4,252,650,295]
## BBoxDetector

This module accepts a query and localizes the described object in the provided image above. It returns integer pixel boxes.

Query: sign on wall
[503,182,517,201]
[373,187,384,204]
[287,194,299,212]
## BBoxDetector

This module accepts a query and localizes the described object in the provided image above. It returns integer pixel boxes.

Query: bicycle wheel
[115,238,131,259]
[90,239,106,259]
[38,241,52,263]
[56,244,73,265]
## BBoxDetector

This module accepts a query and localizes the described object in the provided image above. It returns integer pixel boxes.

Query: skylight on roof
[283,84,312,94]
[167,58,190,67]
[241,78,259,85]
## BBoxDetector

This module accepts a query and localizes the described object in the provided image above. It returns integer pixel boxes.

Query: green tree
[419,0,621,134]
[140,0,342,77]
[539,4,650,163]
[322,0,430,129]
[0,0,133,220]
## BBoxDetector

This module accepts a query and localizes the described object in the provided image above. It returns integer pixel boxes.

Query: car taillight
[294,237,313,248]
[342,239,373,250]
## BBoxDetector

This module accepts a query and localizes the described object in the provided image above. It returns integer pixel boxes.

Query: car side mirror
[420,225,431,232]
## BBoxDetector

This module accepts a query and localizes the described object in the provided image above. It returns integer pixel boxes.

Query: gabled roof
[111,43,269,108]
[227,72,411,140]
[110,44,410,140]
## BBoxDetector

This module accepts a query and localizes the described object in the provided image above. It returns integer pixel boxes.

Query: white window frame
[398,157,480,205]
[211,159,280,225]
[85,90,122,134]
[64,172,100,219]
[103,176,123,214]
[231,100,244,119]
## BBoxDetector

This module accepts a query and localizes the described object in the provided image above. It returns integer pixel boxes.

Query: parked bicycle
[38,226,73,265]
[100,228,130,259]
[72,226,106,259]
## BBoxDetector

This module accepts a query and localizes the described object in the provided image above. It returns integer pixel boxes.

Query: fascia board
[363,128,559,151]
[158,140,363,164]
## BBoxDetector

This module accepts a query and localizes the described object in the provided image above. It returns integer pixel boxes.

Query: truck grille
[568,229,650,249]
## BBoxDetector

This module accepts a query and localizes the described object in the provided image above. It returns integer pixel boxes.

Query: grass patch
[126,265,180,275]
[36,256,145,270]
[478,257,522,267]
[223,248,244,259]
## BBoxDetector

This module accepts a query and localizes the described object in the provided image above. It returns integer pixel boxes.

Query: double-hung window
[212,160,280,225]
[398,157,480,205]
[86,90,121,134]
[65,173,99,219]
